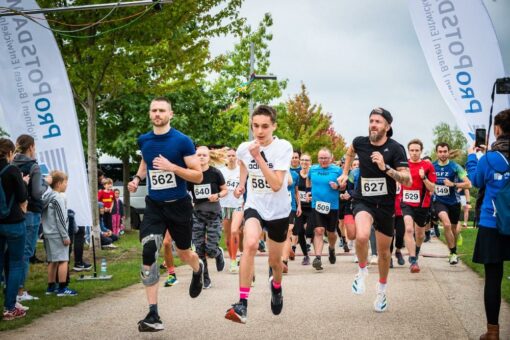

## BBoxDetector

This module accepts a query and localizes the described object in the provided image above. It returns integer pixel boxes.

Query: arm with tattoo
[387,167,412,187]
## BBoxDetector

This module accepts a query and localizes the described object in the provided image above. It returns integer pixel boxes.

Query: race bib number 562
[149,170,177,190]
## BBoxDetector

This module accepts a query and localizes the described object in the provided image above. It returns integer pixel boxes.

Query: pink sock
[379,277,387,284]
[272,280,281,290]
[359,262,367,269]
[167,266,175,275]
[240,287,250,300]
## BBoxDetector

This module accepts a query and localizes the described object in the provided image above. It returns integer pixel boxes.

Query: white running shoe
[370,255,378,265]
[17,291,39,302]
[351,269,367,295]
[15,302,29,311]
[374,283,388,312]
[353,254,359,263]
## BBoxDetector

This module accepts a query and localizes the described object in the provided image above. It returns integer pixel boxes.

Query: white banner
[409,0,509,143]
[0,0,92,226]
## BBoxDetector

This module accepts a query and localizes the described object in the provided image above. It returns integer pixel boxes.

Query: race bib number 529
[149,170,177,190]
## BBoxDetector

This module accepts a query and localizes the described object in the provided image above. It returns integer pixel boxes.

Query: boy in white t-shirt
[225,105,293,324]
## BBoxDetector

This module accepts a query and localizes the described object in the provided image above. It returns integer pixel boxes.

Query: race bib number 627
[361,177,388,197]
[149,170,177,190]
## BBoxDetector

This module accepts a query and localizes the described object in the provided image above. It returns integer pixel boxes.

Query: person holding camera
[466,109,510,340]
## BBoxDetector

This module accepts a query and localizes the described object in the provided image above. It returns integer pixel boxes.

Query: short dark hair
[435,142,450,151]
[494,109,510,134]
[251,105,277,123]
[151,97,172,109]
[293,150,301,157]
[408,139,423,151]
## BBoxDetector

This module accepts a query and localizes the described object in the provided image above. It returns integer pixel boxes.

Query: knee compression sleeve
[141,234,163,286]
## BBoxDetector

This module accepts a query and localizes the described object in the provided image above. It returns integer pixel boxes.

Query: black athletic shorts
[140,195,193,250]
[294,208,313,237]
[401,203,430,228]
[311,209,339,232]
[352,200,394,237]
[289,210,297,225]
[338,200,353,219]
[244,208,289,243]
[433,201,461,225]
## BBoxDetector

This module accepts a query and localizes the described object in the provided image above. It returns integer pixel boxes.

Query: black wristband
[421,177,427,181]
[133,175,142,182]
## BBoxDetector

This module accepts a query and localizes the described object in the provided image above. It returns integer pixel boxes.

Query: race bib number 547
[149,170,177,190]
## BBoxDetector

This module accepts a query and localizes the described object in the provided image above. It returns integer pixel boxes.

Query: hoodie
[12,154,47,213]
[42,189,69,241]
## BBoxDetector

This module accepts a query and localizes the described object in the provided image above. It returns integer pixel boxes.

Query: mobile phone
[39,163,50,176]
[475,128,486,147]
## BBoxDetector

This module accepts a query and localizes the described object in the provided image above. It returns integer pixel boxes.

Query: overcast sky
[210,0,510,154]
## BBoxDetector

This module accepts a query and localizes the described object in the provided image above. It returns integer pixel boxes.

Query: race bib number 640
[149,170,177,190]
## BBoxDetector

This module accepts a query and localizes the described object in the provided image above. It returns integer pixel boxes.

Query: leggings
[294,210,310,256]
[390,216,405,253]
[484,262,504,325]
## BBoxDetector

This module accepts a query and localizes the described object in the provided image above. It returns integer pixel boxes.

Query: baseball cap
[370,107,393,137]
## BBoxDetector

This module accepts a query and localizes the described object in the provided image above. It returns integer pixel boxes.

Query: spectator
[68,209,91,272]
[98,178,114,231]
[111,189,124,236]
[98,202,118,249]
[97,169,105,190]
[0,138,28,320]
[466,108,510,340]
[41,170,78,297]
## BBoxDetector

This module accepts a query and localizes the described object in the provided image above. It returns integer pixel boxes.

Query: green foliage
[0,127,9,138]
[431,122,468,165]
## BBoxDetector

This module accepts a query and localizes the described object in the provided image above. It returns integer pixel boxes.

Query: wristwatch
[384,164,392,173]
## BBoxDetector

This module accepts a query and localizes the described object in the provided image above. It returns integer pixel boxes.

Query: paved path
[4,238,510,339]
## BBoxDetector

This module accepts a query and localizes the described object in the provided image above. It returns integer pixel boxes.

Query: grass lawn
[440,227,510,304]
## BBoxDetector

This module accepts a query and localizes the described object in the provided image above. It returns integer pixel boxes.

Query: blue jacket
[466,151,510,229]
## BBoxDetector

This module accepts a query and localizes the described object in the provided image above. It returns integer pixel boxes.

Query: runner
[338,107,411,312]
[220,148,244,273]
[225,105,293,324]
[432,142,471,265]
[391,184,405,267]
[338,158,358,254]
[189,146,228,289]
[293,153,313,265]
[128,97,204,332]
[307,148,342,270]
[400,139,436,273]
[290,151,302,173]
[283,169,301,272]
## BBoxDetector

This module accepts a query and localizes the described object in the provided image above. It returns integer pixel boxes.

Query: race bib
[315,201,331,214]
[435,185,450,196]
[194,184,211,199]
[299,190,307,202]
[250,174,272,194]
[361,177,388,197]
[403,190,420,204]
[149,170,177,190]
[226,178,239,191]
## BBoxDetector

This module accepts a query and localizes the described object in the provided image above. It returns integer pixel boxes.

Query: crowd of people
[1,98,508,340]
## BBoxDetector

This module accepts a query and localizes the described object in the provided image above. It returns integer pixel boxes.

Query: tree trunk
[122,155,131,231]
[86,89,101,250]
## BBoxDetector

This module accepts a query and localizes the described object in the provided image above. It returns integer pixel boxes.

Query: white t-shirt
[219,165,244,208]
[237,137,293,220]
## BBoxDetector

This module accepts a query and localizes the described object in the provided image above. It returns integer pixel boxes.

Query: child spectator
[41,170,77,297]
[111,189,124,236]
[99,202,118,249]
[97,178,114,231]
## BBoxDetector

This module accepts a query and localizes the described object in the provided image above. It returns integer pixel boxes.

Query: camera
[496,77,510,94]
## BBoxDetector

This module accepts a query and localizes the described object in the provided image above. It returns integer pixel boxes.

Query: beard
[369,129,385,143]
[151,116,170,127]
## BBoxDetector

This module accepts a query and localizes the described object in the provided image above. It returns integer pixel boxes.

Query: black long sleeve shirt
[0,158,27,224]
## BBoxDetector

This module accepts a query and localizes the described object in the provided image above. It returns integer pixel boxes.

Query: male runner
[400,139,436,273]
[338,107,411,312]
[225,105,293,324]
[432,142,471,265]
[293,153,313,265]
[128,97,204,332]
[307,148,342,270]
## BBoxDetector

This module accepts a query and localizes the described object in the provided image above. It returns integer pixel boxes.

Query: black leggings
[390,216,405,253]
[484,262,504,325]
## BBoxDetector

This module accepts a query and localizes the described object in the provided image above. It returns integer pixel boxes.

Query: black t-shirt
[188,166,225,206]
[352,136,408,206]
[297,172,311,209]
[0,160,27,224]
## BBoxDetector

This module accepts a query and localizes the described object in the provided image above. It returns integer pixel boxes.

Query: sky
[209,0,510,154]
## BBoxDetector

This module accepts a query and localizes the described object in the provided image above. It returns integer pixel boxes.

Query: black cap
[370,107,393,137]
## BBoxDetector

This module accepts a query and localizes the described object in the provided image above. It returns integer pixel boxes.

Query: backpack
[0,165,14,219]
[493,152,510,235]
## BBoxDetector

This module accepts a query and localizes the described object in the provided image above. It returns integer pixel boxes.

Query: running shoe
[17,291,39,302]
[424,232,431,243]
[352,270,367,295]
[204,275,212,289]
[57,287,78,297]
[215,247,225,272]
[225,301,247,324]
[73,262,92,272]
[269,278,283,315]
[343,243,350,253]
[312,257,323,271]
[189,259,204,298]
[370,255,378,265]
[457,233,463,247]
[251,275,256,288]
[373,283,388,312]
[15,302,29,311]
[289,247,295,261]
[449,253,459,265]
[229,260,239,274]
[390,258,394,268]
[282,262,288,274]
[2,306,26,321]
[339,238,344,248]
[410,262,420,273]
[258,240,266,252]
[45,286,58,295]
[138,311,164,332]
[268,266,273,281]
[164,273,178,287]
[328,248,336,264]
[353,254,359,263]
[301,255,310,266]
[396,252,405,266]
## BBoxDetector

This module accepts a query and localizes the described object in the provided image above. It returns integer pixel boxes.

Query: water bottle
[101,258,107,276]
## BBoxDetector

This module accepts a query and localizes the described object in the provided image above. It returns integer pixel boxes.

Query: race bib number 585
[149,170,177,190]
[250,174,272,194]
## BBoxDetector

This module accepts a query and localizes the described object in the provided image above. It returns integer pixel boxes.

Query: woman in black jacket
[0,138,28,320]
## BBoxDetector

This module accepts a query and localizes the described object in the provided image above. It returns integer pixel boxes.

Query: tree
[431,122,468,164]
[277,83,346,161]
[0,127,8,138]
[36,0,243,243]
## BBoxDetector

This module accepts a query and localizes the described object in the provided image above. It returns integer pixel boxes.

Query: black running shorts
[244,208,289,243]
[352,200,394,237]
[433,201,461,225]
[311,209,339,232]
[401,203,430,228]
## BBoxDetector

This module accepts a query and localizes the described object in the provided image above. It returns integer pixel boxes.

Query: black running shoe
[225,301,247,324]
[138,311,164,332]
[189,260,204,298]
[269,278,283,315]
[312,257,323,271]
[396,252,405,266]
[268,266,273,280]
[215,248,225,272]
[328,248,336,264]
